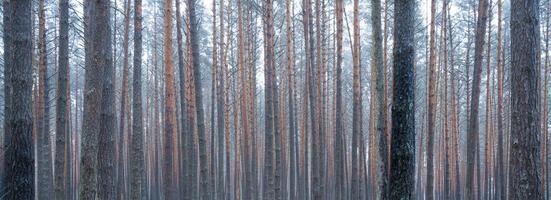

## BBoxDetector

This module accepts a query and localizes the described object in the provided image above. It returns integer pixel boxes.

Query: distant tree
[351,0,363,198]
[117,0,131,198]
[37,0,53,198]
[334,0,345,199]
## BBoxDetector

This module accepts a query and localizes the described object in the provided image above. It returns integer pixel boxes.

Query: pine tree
[466,0,489,198]
[2,0,34,198]
[510,0,543,198]
[54,0,70,198]
[389,0,416,198]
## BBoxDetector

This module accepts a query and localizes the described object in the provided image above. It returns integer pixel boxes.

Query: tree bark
[97,0,115,196]
[131,0,145,198]
[2,0,34,198]
[163,0,177,198]
[55,0,70,198]
[351,0,362,198]
[426,0,437,198]
[263,0,276,198]
[334,0,345,199]
[389,0,416,199]
[465,0,489,198]
[80,0,112,198]
[371,0,388,198]
[510,0,543,199]
[117,0,130,199]
[37,0,53,198]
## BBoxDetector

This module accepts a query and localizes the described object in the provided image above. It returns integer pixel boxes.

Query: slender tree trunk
[163,0,177,198]
[351,0,362,198]
[263,0,276,198]
[131,0,145,198]
[371,0,387,198]
[2,0,34,198]
[483,3,493,199]
[55,0,70,198]
[496,0,506,191]
[543,1,550,199]
[117,0,131,199]
[441,1,450,199]
[37,0,53,198]
[426,0,437,198]
[334,0,345,199]
[466,0,489,198]
[184,0,209,197]
[285,0,298,198]
[510,0,543,199]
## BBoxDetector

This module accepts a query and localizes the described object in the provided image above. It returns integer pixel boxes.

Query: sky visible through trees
[0,0,550,199]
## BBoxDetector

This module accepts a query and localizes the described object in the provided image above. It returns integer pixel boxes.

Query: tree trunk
[117,0,130,199]
[80,0,112,198]
[351,0,362,198]
[388,0,416,198]
[285,0,298,198]
[510,0,543,199]
[263,0,276,198]
[371,0,387,198]
[334,0,345,199]
[426,0,437,198]
[2,0,34,198]
[131,0,145,198]
[97,0,115,196]
[163,0,177,197]
[37,0,53,198]
[55,0,70,198]
[466,0,489,198]
[185,0,209,197]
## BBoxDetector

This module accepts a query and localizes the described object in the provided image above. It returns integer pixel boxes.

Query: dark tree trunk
[55,0,70,198]
[351,0,362,198]
[185,0,209,197]
[263,0,276,198]
[334,0,345,199]
[80,0,112,198]
[2,0,34,199]
[216,0,226,199]
[509,0,543,199]
[97,0,115,197]
[388,0,416,199]
[465,0,489,198]
[131,0,145,198]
